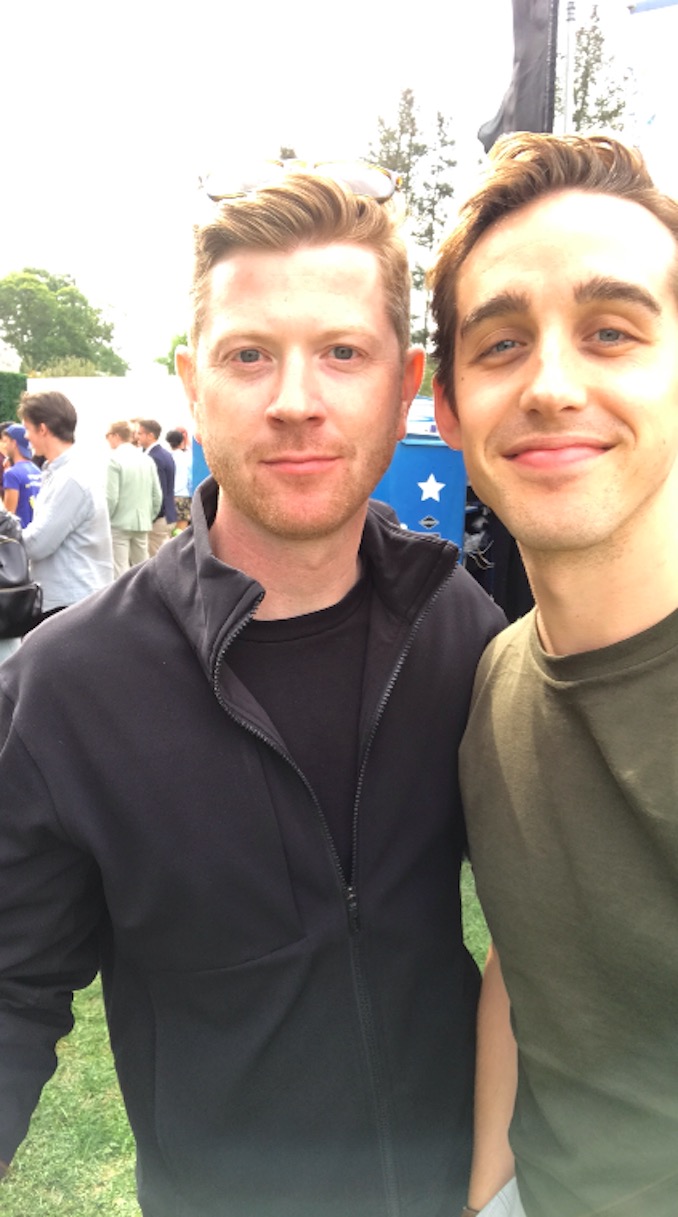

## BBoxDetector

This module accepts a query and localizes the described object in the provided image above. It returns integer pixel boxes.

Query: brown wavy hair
[19,390,77,442]
[429,132,678,404]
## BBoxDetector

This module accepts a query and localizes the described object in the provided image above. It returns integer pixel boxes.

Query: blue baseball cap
[5,424,32,459]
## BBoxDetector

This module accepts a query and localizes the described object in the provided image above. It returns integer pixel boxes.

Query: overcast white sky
[1,0,676,372]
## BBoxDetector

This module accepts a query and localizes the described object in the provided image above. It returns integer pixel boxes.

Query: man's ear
[397,347,426,439]
[433,375,462,450]
[175,346,201,442]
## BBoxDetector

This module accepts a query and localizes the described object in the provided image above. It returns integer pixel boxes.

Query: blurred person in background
[136,418,177,553]
[106,420,162,577]
[165,427,192,532]
[18,391,113,623]
[1,424,42,527]
[0,422,13,497]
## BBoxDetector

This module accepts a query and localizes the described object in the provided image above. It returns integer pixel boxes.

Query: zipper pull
[346,885,360,933]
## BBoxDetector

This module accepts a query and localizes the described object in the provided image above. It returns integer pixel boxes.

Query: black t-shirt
[227,573,372,877]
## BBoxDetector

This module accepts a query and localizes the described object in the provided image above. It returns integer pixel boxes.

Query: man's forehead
[457,189,678,313]
[199,242,388,339]
[206,242,381,290]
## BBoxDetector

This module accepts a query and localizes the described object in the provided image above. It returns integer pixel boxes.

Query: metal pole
[563,0,577,131]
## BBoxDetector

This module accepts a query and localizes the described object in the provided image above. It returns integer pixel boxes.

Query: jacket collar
[154,477,459,681]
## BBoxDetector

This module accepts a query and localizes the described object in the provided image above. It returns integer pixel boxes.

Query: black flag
[478,0,560,153]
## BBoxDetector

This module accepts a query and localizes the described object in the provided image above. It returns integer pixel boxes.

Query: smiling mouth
[505,440,612,468]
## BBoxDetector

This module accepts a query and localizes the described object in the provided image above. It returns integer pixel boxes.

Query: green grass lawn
[1,980,141,1215]
[461,858,491,968]
[2,866,489,1214]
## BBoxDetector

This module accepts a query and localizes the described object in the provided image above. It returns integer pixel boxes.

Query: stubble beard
[202,427,401,542]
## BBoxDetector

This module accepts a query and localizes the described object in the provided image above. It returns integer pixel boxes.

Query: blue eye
[237,349,261,363]
[331,345,355,360]
[482,338,519,357]
[596,328,625,343]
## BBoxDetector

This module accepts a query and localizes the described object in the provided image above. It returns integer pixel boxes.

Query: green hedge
[0,371,26,423]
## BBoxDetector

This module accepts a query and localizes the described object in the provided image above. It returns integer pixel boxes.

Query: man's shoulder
[114,444,149,470]
[2,562,168,688]
[2,465,20,487]
[474,610,535,686]
[424,551,506,639]
[54,451,103,494]
[5,461,39,488]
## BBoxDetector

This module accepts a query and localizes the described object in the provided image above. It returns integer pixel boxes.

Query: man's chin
[250,505,365,542]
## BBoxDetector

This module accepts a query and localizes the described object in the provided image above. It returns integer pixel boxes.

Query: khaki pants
[148,517,172,557]
[111,527,150,579]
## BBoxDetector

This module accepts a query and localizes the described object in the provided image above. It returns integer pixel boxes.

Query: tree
[32,356,101,378]
[0,268,128,376]
[156,333,188,375]
[412,112,457,254]
[367,90,457,350]
[557,4,633,132]
[410,111,457,348]
[368,88,428,210]
[0,371,26,422]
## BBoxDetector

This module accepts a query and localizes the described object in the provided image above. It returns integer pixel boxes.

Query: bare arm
[2,489,18,516]
[467,943,518,1210]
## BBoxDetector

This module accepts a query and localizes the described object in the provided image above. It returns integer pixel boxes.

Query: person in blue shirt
[2,425,42,528]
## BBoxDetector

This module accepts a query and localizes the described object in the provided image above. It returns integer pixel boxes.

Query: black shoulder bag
[0,514,42,639]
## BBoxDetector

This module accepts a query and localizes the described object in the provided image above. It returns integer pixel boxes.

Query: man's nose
[266,356,325,424]
[518,336,588,416]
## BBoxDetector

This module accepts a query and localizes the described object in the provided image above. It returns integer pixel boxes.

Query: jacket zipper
[210,562,456,933]
[211,563,457,1217]
[349,562,458,890]
[345,562,459,1217]
[211,598,352,916]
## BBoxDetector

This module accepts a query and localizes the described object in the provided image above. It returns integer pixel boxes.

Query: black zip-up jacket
[0,481,504,1216]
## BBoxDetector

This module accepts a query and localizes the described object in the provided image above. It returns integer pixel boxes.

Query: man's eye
[331,345,355,360]
[482,338,519,357]
[595,328,626,343]
[235,349,261,363]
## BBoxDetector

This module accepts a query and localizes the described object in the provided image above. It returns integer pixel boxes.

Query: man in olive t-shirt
[431,132,678,1217]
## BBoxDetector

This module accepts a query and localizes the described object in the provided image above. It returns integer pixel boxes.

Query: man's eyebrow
[458,292,530,341]
[209,323,378,346]
[574,276,661,315]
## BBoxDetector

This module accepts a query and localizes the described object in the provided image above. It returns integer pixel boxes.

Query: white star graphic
[418,473,445,502]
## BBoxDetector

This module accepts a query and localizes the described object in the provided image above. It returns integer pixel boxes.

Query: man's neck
[43,438,73,464]
[524,535,678,657]
[209,496,367,621]
[519,464,678,656]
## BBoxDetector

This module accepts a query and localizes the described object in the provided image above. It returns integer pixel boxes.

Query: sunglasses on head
[200,159,402,204]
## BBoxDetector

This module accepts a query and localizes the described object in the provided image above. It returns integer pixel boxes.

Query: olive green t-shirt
[461,607,678,1217]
